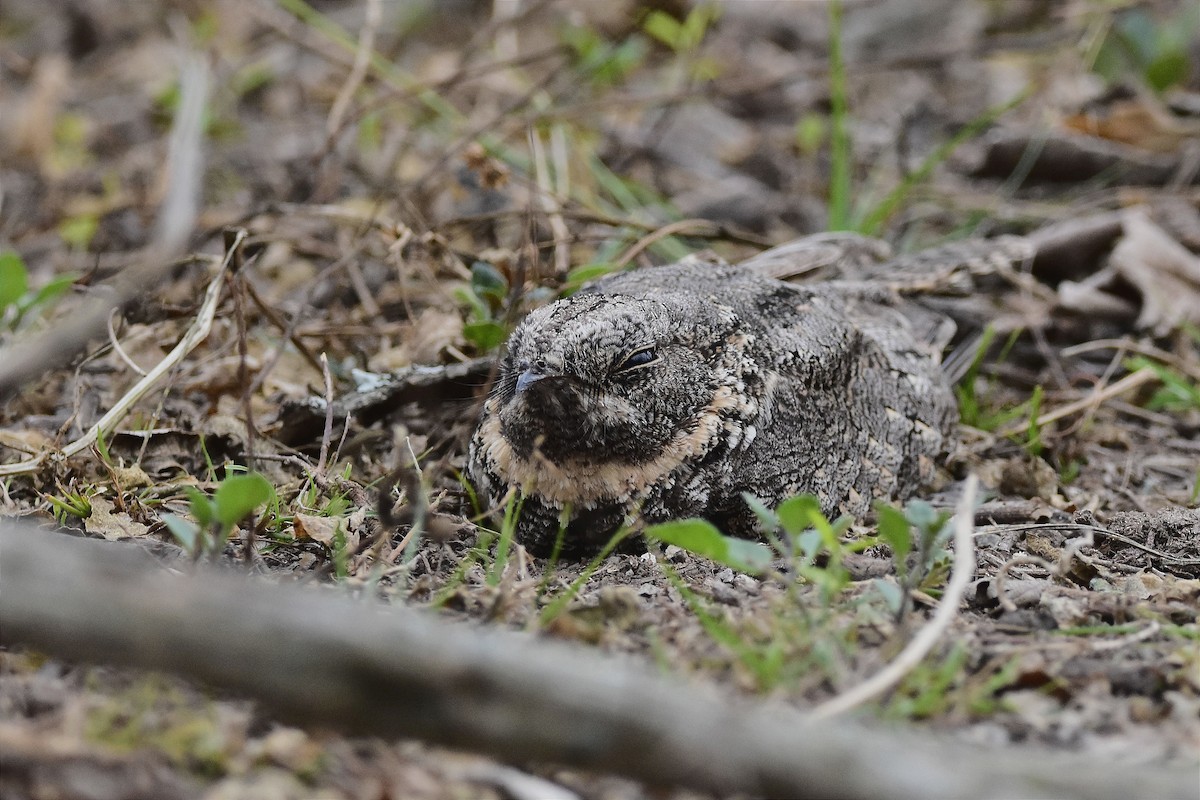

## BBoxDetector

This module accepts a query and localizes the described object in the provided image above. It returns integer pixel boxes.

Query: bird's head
[491,291,738,467]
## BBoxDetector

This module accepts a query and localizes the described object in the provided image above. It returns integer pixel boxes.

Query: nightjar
[467,246,968,555]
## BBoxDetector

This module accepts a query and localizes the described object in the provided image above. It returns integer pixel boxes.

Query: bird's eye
[615,347,658,373]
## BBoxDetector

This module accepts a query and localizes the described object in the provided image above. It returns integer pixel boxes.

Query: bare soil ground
[2,1,1198,798]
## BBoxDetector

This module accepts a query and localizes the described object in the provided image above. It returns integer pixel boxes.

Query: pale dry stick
[326,0,381,139]
[613,219,725,269]
[993,527,1101,613]
[994,366,1159,439]
[106,309,148,377]
[345,259,383,318]
[550,122,571,274]
[529,125,571,277]
[0,54,207,399]
[1062,338,1200,384]
[992,553,1057,613]
[452,761,580,800]
[245,247,364,400]
[809,475,979,720]
[270,201,408,236]
[315,353,335,475]
[0,238,238,478]
[492,0,520,64]
[983,521,1200,566]
[1061,338,1128,437]
[1090,621,1161,651]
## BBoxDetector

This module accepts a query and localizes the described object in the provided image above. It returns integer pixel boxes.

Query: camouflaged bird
[467,235,1032,555]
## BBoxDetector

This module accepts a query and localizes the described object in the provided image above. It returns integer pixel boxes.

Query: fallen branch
[0,524,1193,800]
[272,357,495,446]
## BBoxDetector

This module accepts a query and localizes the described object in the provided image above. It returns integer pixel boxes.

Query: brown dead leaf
[1063,98,1200,155]
[370,308,465,371]
[1040,588,1093,628]
[1110,208,1200,334]
[293,513,359,554]
[0,428,53,457]
[112,464,154,491]
[87,496,150,541]
[978,456,1059,502]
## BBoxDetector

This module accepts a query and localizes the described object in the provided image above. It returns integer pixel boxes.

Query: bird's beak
[515,369,547,394]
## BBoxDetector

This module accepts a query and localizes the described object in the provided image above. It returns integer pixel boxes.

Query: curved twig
[810,474,979,719]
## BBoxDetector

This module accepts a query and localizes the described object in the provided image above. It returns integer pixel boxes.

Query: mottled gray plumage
[468,238,1026,555]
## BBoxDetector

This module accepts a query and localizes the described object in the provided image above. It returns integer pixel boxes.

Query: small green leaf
[185,487,215,528]
[775,494,823,538]
[794,528,822,561]
[740,492,779,533]
[873,578,904,615]
[463,320,508,352]
[58,215,98,250]
[213,472,274,528]
[645,518,772,574]
[643,10,683,49]
[876,503,912,565]
[680,4,719,50]
[794,113,827,156]
[904,499,939,532]
[22,273,75,312]
[162,514,199,551]
[452,285,488,321]
[470,261,508,304]
[564,262,618,291]
[0,252,28,309]
[1145,49,1188,92]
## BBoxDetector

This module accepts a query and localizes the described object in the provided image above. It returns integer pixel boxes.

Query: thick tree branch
[0,524,1193,800]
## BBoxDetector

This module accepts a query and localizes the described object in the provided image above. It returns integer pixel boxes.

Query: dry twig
[810,475,979,719]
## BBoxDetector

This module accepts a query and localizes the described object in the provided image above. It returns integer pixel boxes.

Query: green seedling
[956,327,1042,437]
[560,21,648,88]
[821,0,1028,233]
[563,262,620,294]
[537,524,633,626]
[1088,4,1198,93]
[643,4,722,82]
[162,471,275,558]
[886,642,970,719]
[643,493,878,692]
[83,676,234,778]
[0,251,77,332]
[644,517,773,575]
[773,494,857,603]
[536,505,573,600]
[875,499,954,618]
[1126,356,1200,413]
[657,555,790,689]
[454,260,511,353]
[430,528,493,609]
[854,91,1028,235]
[45,489,94,525]
[1023,384,1045,458]
[487,490,526,587]
[885,646,1020,720]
